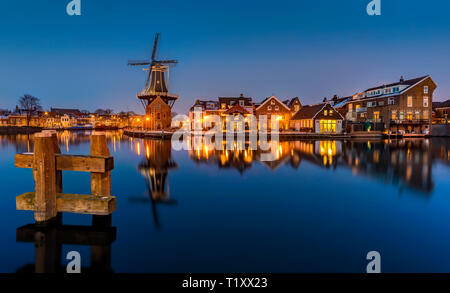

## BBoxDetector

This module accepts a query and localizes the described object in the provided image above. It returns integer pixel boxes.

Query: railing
[390,119,430,124]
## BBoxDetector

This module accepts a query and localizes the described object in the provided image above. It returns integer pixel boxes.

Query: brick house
[343,76,437,134]
[145,96,172,130]
[255,95,292,130]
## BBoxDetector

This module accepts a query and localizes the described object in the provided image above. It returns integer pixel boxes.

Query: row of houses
[0,108,136,129]
[189,75,438,135]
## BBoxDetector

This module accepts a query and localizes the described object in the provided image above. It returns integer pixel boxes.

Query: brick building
[342,76,436,135]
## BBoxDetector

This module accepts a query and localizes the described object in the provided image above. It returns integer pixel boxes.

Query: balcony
[390,119,429,124]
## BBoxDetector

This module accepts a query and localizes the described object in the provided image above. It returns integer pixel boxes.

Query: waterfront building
[289,102,344,133]
[255,95,294,130]
[189,94,301,131]
[342,75,436,135]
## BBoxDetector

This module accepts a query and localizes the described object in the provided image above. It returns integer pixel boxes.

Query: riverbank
[0,126,42,134]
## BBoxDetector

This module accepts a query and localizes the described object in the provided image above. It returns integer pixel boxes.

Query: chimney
[400,76,404,83]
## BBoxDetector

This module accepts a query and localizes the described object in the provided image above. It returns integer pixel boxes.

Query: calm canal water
[0,131,450,273]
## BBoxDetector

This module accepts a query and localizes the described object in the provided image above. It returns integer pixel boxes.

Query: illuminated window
[391,111,397,120]
[348,104,353,112]
[400,111,405,120]
[294,105,300,112]
[407,96,413,107]
[355,105,361,112]
[221,103,226,109]
[406,111,412,121]
[329,110,333,115]
[267,106,272,111]
[271,100,275,105]
[324,110,328,116]
[423,110,429,120]
[374,112,380,120]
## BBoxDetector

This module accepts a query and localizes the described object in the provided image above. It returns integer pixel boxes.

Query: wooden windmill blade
[127,60,152,66]
[154,59,178,65]
[151,33,160,61]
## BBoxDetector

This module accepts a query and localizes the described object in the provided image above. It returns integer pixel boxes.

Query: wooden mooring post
[15,132,116,223]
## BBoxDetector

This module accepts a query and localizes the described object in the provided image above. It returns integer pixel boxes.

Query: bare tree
[18,94,42,127]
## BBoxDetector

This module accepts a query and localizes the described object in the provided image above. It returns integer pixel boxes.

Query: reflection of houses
[136,139,178,228]
[290,103,344,133]
[340,139,433,193]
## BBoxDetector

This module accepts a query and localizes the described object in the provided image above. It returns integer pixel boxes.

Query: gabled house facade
[290,103,344,133]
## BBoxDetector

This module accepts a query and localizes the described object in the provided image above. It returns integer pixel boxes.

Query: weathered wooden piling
[33,132,57,222]
[15,131,116,223]
[90,131,111,197]
[42,130,62,193]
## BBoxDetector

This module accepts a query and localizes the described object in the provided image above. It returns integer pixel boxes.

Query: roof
[223,104,251,115]
[291,103,327,120]
[365,75,429,91]
[256,95,291,111]
[218,95,253,106]
[50,108,82,116]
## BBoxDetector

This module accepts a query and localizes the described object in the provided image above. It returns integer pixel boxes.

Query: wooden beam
[17,192,116,215]
[33,133,57,222]
[15,153,114,173]
[90,132,112,197]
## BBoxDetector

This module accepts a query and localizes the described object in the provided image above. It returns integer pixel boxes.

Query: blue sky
[0,0,449,114]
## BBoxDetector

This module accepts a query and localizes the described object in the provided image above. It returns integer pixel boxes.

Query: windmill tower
[128,33,178,130]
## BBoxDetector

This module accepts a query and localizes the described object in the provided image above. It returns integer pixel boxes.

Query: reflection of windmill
[131,140,178,229]
[128,33,178,110]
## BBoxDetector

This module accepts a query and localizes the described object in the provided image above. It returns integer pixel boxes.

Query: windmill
[128,33,179,110]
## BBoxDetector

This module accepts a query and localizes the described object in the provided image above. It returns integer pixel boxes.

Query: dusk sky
[1,0,449,114]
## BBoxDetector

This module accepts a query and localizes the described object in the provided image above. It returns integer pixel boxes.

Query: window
[400,111,405,120]
[267,106,272,111]
[294,105,300,112]
[348,104,353,112]
[423,110,429,120]
[239,100,244,107]
[368,101,377,107]
[415,111,420,120]
[374,112,380,120]
[271,100,275,105]
[391,111,397,120]
[355,105,361,112]
[388,97,395,105]
[424,86,429,94]
[157,113,161,120]
[406,111,412,121]
[319,120,337,133]
[221,103,226,109]
[324,110,328,116]
[407,96,413,107]
[423,96,429,107]
[275,106,279,111]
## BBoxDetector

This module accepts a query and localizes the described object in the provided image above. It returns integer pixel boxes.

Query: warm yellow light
[136,118,141,122]
[146,117,150,121]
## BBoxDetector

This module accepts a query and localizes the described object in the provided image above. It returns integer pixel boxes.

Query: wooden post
[33,132,57,222]
[43,130,62,193]
[90,132,111,197]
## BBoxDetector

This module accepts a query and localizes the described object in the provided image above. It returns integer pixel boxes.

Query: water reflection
[130,139,178,229]
[16,215,116,273]
[185,138,441,194]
